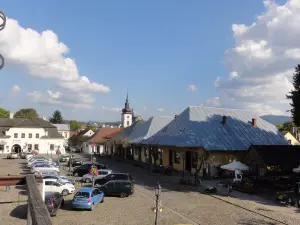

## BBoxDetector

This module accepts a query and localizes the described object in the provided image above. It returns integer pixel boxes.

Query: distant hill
[260,115,292,125]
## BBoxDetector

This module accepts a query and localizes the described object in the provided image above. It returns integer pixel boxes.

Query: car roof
[77,187,94,192]
[107,180,132,183]
[109,173,130,175]
[43,178,59,181]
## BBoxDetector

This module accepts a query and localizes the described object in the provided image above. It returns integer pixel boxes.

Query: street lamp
[154,182,162,225]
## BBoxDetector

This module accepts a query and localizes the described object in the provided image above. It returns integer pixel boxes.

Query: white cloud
[27,90,94,109]
[186,84,197,92]
[157,108,164,112]
[204,97,221,107]
[212,0,300,116]
[101,106,122,113]
[143,106,147,110]
[0,17,110,107]
[11,85,21,93]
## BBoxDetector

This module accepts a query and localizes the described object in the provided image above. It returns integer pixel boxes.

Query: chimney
[252,118,257,127]
[174,115,179,119]
[222,116,227,125]
[9,112,14,119]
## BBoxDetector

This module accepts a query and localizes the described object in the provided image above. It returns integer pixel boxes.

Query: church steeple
[122,91,132,114]
[121,91,133,128]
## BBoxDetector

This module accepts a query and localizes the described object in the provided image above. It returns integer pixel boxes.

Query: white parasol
[221,161,249,171]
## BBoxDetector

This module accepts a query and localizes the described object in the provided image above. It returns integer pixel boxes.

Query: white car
[27,156,47,162]
[43,178,75,196]
[7,153,19,159]
[28,158,52,167]
[82,169,112,183]
[31,163,60,174]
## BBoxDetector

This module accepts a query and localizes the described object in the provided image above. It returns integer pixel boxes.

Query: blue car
[72,187,104,211]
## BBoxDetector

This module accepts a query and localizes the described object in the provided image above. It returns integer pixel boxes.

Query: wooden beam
[26,174,52,225]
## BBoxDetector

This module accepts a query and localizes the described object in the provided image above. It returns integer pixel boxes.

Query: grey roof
[128,116,173,144]
[52,124,70,131]
[143,106,288,150]
[0,118,63,139]
[0,118,55,128]
[40,128,64,139]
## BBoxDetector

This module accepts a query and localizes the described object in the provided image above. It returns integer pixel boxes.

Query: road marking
[137,189,200,225]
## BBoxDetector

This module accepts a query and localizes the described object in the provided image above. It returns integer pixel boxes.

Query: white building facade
[0,116,66,155]
[121,93,133,128]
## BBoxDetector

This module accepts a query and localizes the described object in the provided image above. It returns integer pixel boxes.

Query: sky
[0,0,297,122]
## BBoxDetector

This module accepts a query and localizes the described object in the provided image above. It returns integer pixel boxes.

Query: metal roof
[52,124,70,131]
[128,116,173,144]
[143,106,288,150]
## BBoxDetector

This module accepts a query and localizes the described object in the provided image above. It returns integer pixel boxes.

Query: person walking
[5,174,11,192]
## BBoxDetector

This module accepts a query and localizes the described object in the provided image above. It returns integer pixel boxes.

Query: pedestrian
[6,174,10,192]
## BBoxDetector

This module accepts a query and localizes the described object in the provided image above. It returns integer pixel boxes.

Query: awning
[221,161,249,171]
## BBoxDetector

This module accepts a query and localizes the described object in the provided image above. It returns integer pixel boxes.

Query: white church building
[0,113,66,155]
[121,93,133,128]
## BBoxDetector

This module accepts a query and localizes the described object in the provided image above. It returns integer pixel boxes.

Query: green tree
[287,65,300,125]
[14,108,39,119]
[49,110,63,124]
[0,108,9,118]
[280,121,296,132]
[69,120,81,131]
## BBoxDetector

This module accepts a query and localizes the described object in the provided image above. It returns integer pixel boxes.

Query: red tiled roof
[88,128,122,144]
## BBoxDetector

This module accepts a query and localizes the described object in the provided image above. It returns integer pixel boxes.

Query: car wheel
[288,197,293,206]
[61,199,65,207]
[62,189,69,196]
[120,192,126,198]
[74,172,79,177]
[101,197,104,203]
[296,199,300,208]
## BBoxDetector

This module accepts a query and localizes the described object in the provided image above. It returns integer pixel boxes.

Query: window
[50,144,54,150]
[100,171,108,175]
[64,132,68,137]
[0,145,4,151]
[14,133,18,138]
[28,144,32,151]
[115,174,128,180]
[174,152,181,164]
[21,133,25,138]
[29,133,32,138]
[288,140,292,144]
[36,133,39,138]
[127,121,130,126]
[45,181,53,186]
[127,116,129,119]
[34,144,39,150]
[94,189,100,195]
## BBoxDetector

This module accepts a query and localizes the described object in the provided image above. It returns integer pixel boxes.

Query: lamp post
[154,182,162,225]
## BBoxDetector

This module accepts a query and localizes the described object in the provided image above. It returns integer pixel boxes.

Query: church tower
[121,92,133,128]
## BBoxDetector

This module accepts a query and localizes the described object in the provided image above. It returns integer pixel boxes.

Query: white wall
[58,130,70,139]
[121,113,132,128]
[0,127,65,154]
[83,130,94,137]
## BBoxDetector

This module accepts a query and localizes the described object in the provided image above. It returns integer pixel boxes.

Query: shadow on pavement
[10,204,27,220]
[238,218,278,225]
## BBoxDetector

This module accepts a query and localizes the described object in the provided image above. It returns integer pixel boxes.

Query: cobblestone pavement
[1,155,300,225]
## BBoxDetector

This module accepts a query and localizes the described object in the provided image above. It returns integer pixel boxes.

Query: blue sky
[0,0,295,121]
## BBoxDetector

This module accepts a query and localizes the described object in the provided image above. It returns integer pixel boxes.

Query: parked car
[31,163,60,174]
[97,180,134,198]
[82,169,112,183]
[45,192,64,216]
[71,187,104,211]
[20,152,33,159]
[43,174,74,185]
[68,158,83,167]
[31,160,58,168]
[59,155,70,162]
[27,156,46,163]
[28,158,52,167]
[35,170,58,176]
[73,163,107,177]
[94,173,134,186]
[44,178,75,196]
[7,153,19,159]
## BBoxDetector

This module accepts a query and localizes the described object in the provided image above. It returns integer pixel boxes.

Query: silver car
[82,169,112,183]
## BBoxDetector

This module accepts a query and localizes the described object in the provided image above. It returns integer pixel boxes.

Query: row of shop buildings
[80,106,300,178]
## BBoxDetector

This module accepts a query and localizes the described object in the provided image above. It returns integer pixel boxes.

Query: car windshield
[74,192,90,198]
